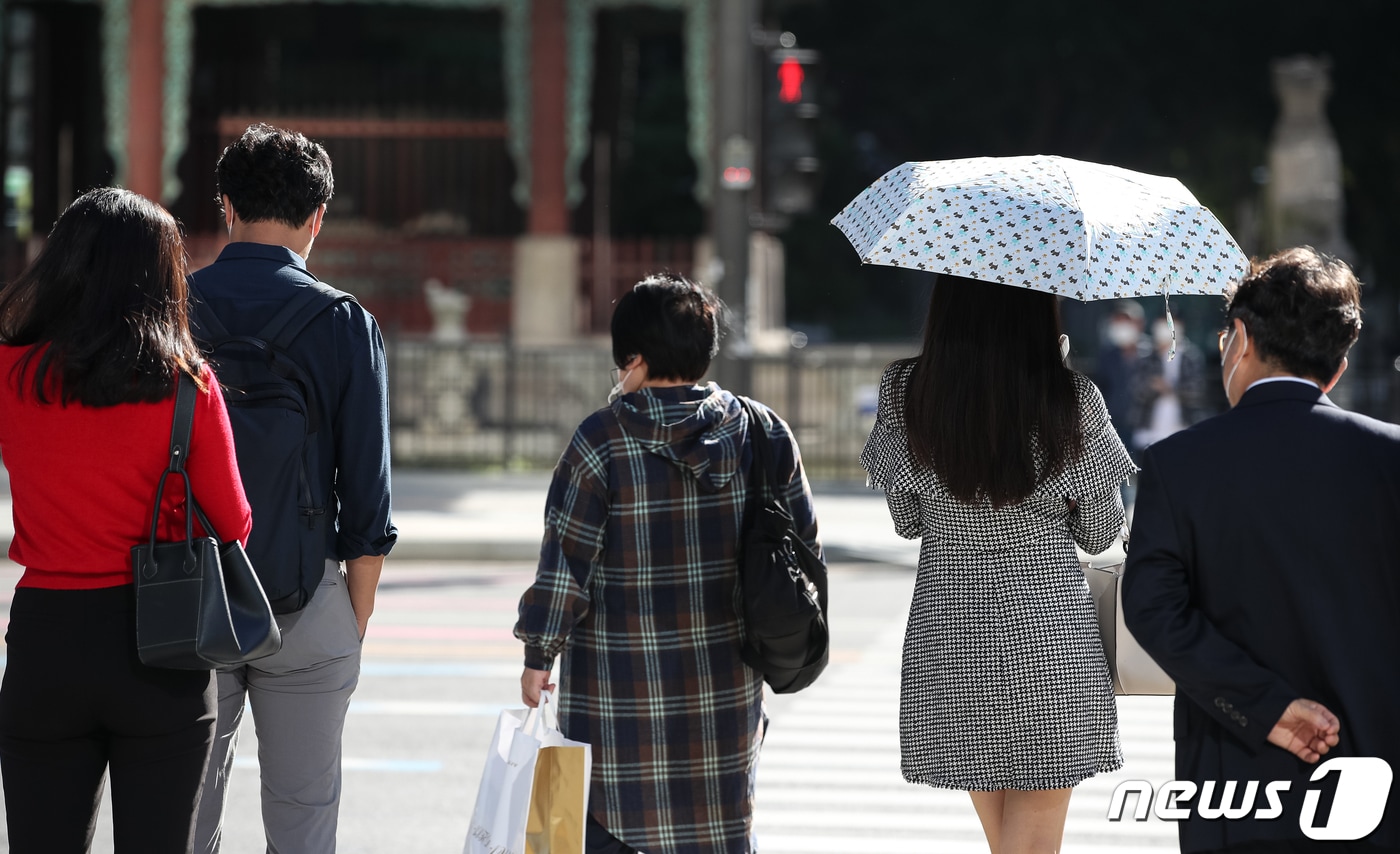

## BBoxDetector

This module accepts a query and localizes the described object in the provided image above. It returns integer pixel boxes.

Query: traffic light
[719,136,755,191]
[763,47,821,217]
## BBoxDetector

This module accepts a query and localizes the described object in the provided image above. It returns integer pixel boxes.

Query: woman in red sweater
[0,188,251,853]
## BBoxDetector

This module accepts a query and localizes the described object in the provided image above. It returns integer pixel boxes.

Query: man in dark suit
[1124,246,1400,854]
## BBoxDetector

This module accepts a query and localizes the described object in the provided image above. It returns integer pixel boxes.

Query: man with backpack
[190,123,397,853]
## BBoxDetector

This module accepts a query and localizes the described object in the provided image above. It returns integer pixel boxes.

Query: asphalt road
[0,558,1175,853]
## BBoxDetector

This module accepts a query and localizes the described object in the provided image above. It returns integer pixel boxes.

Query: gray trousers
[194,561,362,854]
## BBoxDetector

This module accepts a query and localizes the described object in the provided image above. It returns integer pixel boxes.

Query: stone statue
[1265,55,1355,262]
[423,277,470,342]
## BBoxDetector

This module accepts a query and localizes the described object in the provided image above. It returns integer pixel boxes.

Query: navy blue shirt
[189,242,397,561]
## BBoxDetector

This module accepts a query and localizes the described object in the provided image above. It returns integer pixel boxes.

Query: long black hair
[902,274,1083,507]
[0,187,205,406]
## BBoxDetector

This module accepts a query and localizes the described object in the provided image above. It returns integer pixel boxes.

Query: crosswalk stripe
[768,717,898,732]
[760,750,907,770]
[349,700,505,716]
[361,661,523,677]
[756,835,1000,854]
[233,757,445,773]
[759,807,987,832]
[757,785,1180,820]
[763,731,897,749]
[759,768,913,788]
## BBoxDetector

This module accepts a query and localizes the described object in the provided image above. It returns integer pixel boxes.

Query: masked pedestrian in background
[1094,299,1147,451]
[1129,316,1213,454]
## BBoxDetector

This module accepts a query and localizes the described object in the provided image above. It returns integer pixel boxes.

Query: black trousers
[587,814,643,854]
[0,585,216,854]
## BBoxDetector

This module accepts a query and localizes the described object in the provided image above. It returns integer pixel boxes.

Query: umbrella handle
[1162,288,1177,362]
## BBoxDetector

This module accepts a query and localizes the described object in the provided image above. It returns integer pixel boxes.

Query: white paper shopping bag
[466,691,592,854]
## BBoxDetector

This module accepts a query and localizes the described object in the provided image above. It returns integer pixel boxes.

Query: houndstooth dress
[861,361,1135,791]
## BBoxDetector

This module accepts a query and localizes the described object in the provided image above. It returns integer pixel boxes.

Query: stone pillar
[1265,55,1354,261]
[748,231,791,354]
[511,0,580,345]
[512,238,579,345]
[698,233,789,354]
[127,0,164,201]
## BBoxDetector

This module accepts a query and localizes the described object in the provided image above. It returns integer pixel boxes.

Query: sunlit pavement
[0,559,1175,853]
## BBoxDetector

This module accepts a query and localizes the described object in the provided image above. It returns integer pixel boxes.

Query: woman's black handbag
[736,397,829,694]
[130,373,282,670]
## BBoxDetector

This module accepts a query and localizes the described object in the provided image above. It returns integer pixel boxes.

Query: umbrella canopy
[831,155,1249,301]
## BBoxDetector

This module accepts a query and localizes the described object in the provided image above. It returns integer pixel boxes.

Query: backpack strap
[257,283,357,349]
[189,280,356,436]
[258,285,356,436]
[187,280,231,342]
[187,280,354,347]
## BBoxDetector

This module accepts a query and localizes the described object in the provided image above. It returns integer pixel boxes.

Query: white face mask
[1223,326,1247,400]
[1107,320,1140,348]
[607,368,634,404]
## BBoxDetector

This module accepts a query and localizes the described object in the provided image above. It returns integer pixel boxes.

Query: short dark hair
[903,274,1083,508]
[610,274,722,382]
[1225,246,1361,382]
[1111,300,1144,323]
[216,123,334,228]
[0,188,204,406]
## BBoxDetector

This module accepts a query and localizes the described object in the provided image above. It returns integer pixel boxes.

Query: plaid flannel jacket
[516,383,820,854]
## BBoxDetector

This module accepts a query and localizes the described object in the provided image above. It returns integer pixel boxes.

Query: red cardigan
[0,347,252,589]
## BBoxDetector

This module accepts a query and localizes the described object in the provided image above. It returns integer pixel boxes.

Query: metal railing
[388,339,908,479]
[387,338,1400,476]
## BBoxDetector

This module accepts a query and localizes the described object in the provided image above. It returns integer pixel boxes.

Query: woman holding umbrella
[836,154,1248,853]
[860,274,1134,853]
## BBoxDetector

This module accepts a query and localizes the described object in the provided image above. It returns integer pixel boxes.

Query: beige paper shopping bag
[525,742,590,854]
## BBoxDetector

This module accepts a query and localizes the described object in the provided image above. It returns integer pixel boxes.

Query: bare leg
[967,788,1073,854]
[1000,788,1073,854]
[968,790,1006,854]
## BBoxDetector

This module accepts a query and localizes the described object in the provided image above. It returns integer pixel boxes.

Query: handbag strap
[168,371,197,474]
[139,374,225,577]
[167,373,226,542]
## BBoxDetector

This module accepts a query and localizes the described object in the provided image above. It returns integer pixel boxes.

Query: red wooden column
[127,0,165,200]
[528,0,568,234]
[512,0,580,344]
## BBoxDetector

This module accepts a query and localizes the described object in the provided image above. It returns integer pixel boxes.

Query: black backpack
[736,397,830,694]
[189,281,355,614]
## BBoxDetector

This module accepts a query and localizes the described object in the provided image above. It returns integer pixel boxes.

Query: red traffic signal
[777,57,805,104]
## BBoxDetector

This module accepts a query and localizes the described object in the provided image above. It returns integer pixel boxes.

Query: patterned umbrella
[830,155,1249,301]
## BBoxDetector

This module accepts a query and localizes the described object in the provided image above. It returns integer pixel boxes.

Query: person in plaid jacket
[516,274,821,854]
